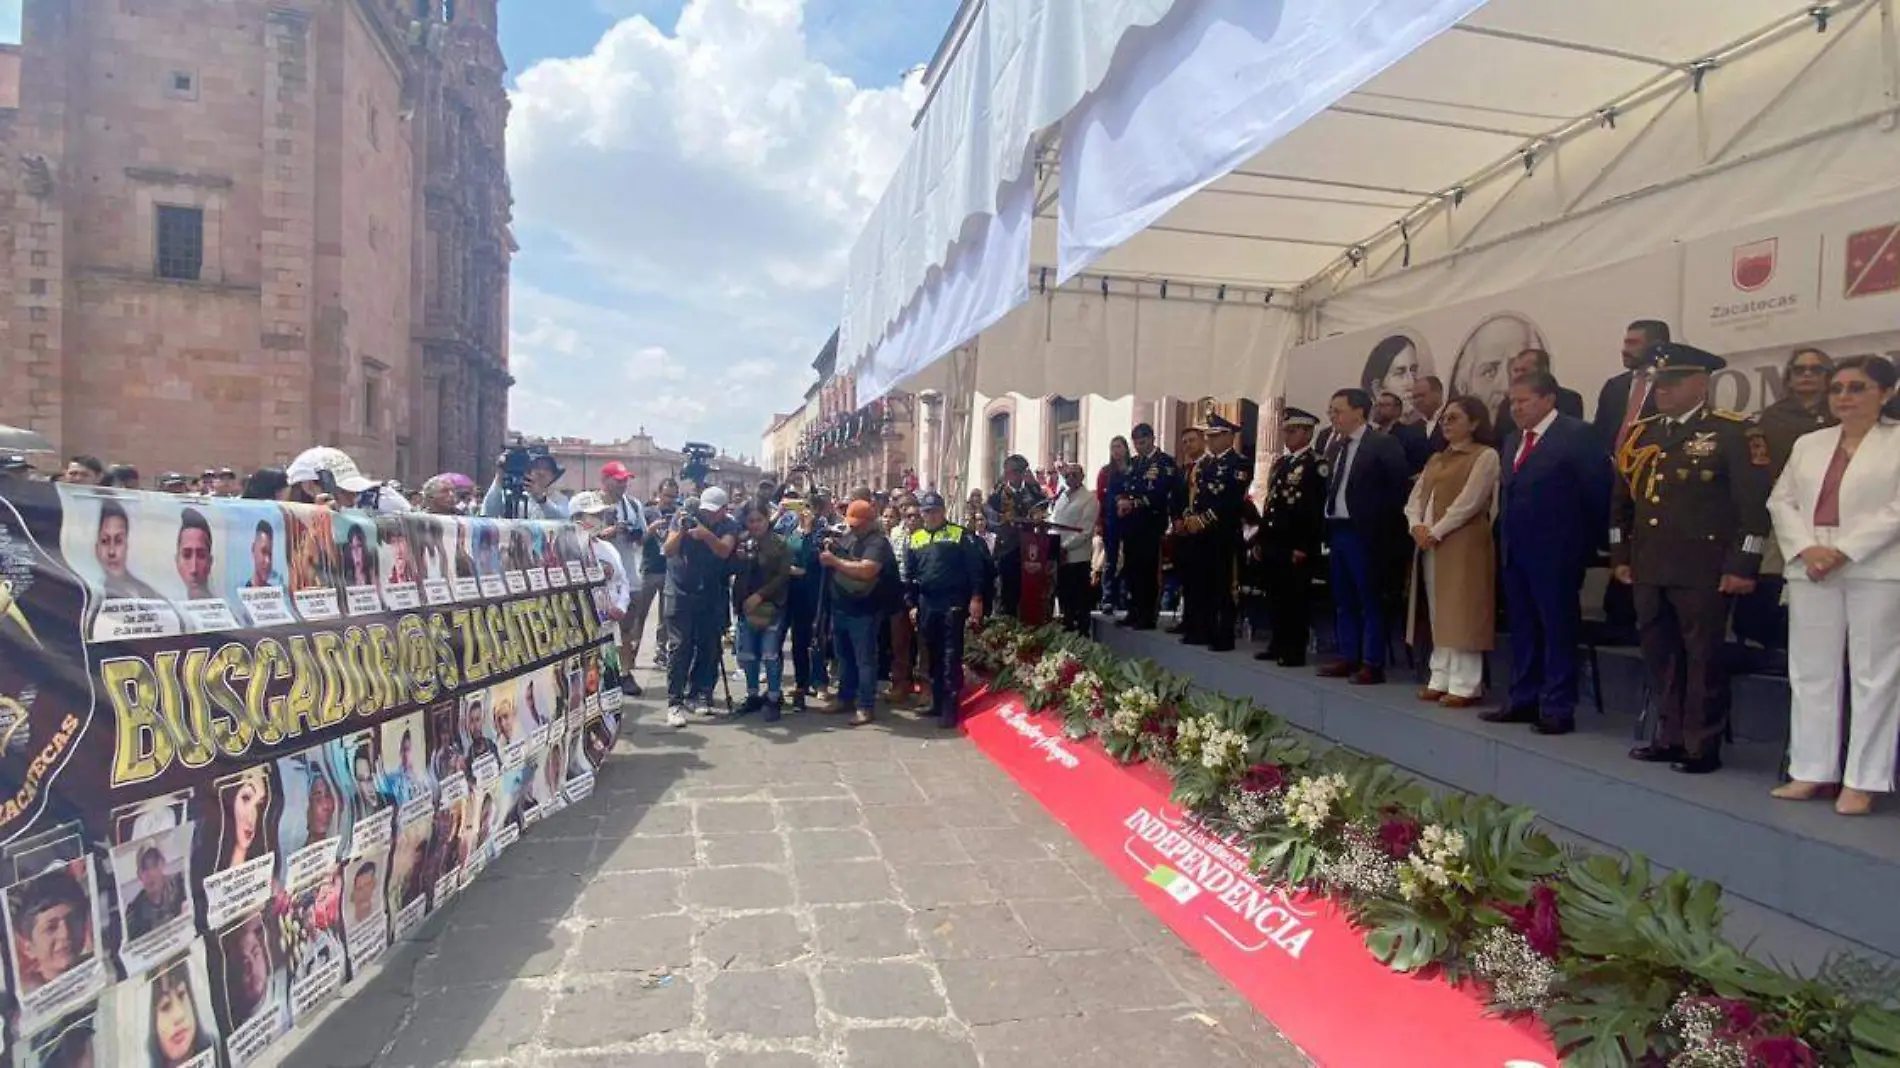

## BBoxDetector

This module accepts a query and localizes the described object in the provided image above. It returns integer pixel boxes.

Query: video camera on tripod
[496,437,560,519]
[680,442,717,488]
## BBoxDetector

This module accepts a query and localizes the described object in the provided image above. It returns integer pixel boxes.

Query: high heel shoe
[1769,780,1838,802]
[1417,688,1446,703]
[1836,788,1876,816]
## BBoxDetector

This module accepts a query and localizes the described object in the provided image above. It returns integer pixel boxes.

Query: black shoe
[1114,617,1134,629]
[738,695,763,716]
[1253,650,1277,662]
[1167,623,1188,635]
[1208,642,1235,653]
[763,697,782,723]
[1128,620,1157,632]
[1671,752,1722,775]
[1181,635,1207,646]
[792,692,808,712]
[1629,743,1688,764]
[1277,655,1307,669]
[621,679,643,698]
[1480,706,1539,725]
[1533,718,1575,736]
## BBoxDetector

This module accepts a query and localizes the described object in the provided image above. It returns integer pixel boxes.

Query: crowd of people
[1062,321,1897,817]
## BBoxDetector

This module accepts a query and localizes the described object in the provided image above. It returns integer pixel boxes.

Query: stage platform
[1092,617,1900,968]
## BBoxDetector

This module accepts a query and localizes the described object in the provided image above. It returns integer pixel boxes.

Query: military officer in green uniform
[1115,423,1179,631]
[1178,414,1252,652]
[1612,343,1773,775]
[1249,407,1327,666]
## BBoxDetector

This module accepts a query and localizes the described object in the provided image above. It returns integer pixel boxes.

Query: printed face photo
[376,516,418,587]
[337,517,378,588]
[282,505,341,593]
[346,859,383,927]
[131,947,218,1068]
[494,691,521,748]
[172,508,216,601]
[214,766,276,873]
[224,504,288,593]
[378,712,432,806]
[55,488,168,604]
[344,733,387,815]
[27,1012,99,1068]
[111,823,193,948]
[1451,312,1547,417]
[218,914,276,1027]
[276,746,344,867]
[6,860,97,993]
[388,819,431,913]
[471,521,504,575]
[429,701,466,783]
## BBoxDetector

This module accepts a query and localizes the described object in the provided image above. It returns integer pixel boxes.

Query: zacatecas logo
[1732,238,1777,292]
[1122,806,1313,958]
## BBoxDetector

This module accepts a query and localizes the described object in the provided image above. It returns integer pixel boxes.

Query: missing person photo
[408,515,456,605]
[377,712,433,813]
[5,858,104,1025]
[281,872,344,1023]
[428,700,467,785]
[202,765,279,930]
[213,911,289,1062]
[274,746,344,893]
[386,816,431,918]
[470,519,507,598]
[426,796,466,901]
[334,514,382,617]
[447,516,481,600]
[375,514,421,610]
[115,943,219,1068]
[22,1006,111,1068]
[459,689,500,776]
[339,857,389,976]
[280,504,342,621]
[164,505,239,632]
[58,488,184,642]
[223,504,295,629]
[109,820,197,976]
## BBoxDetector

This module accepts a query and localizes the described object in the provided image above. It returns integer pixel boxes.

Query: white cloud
[503,0,928,459]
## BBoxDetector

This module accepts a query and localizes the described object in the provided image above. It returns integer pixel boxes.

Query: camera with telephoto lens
[816,522,847,554]
[680,442,717,487]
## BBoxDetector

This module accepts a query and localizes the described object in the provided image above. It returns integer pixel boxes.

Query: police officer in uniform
[903,491,989,728]
[1115,423,1179,631]
[1177,414,1251,651]
[1168,427,1209,636]
[1612,343,1773,774]
[1250,408,1326,666]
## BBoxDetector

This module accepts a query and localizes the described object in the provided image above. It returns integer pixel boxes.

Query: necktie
[1325,437,1350,518]
[1618,372,1650,450]
[1514,430,1538,472]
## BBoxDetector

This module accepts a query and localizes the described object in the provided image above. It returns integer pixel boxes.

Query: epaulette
[1710,409,1748,422]
[1632,413,1663,425]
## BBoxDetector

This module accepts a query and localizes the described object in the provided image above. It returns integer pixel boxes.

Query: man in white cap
[568,491,633,628]
[285,446,408,513]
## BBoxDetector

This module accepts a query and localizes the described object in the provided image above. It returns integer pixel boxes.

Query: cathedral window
[155,205,204,282]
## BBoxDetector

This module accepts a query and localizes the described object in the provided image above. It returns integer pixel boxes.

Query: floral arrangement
[966,619,1900,1067]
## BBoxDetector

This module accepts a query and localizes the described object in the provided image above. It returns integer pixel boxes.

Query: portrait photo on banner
[212,907,289,1065]
[201,763,279,931]
[340,853,389,975]
[428,699,467,785]
[114,941,218,1068]
[56,486,185,643]
[281,869,345,1024]
[5,854,107,1034]
[374,514,422,611]
[108,791,198,978]
[470,519,507,599]
[332,514,381,618]
[274,744,346,894]
[408,514,457,606]
[377,711,433,815]
[20,1000,115,1068]
[385,812,431,920]
[221,502,296,630]
[1450,311,1549,420]
[279,503,344,623]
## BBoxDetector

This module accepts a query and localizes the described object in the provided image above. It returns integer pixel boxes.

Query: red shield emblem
[1732,238,1776,292]
[1846,223,1900,299]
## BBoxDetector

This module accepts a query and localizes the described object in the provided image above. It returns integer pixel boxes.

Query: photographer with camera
[818,500,896,726]
[662,486,740,728]
[481,442,569,520]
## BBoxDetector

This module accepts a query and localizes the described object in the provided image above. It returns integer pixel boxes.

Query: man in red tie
[1488,372,1614,735]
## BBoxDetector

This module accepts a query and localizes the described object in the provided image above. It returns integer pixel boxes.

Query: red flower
[1375,816,1422,860]
[1241,763,1286,794]
[1497,883,1564,959]
[1058,660,1083,686]
[1705,997,1758,1037]
[1016,649,1039,665]
[1746,1036,1816,1068]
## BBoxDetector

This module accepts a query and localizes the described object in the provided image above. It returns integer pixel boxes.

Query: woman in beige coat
[1405,396,1500,707]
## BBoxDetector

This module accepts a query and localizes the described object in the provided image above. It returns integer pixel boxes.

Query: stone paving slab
[271,656,1310,1068]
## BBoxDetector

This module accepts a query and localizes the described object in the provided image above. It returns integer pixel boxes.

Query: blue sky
[500,0,958,464]
[0,0,953,466]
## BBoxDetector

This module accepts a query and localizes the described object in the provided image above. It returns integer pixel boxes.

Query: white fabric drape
[840,0,1183,369]
[1056,0,1486,282]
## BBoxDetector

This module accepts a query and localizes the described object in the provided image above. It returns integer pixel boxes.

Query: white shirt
[1405,447,1501,542]
[1050,485,1100,565]
[1328,426,1366,519]
[1513,408,1560,468]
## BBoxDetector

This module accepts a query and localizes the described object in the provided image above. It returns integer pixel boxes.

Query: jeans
[832,611,881,711]
[665,590,723,703]
[735,614,785,697]
[624,577,663,663]
[787,583,822,694]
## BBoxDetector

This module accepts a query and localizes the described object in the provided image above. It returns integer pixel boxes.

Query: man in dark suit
[1612,344,1771,775]
[1485,372,1613,735]
[1593,320,1672,632]
[1411,376,1448,455]
[1594,320,1670,455]
[1493,349,1585,443]
[1374,391,1432,473]
[1317,388,1412,685]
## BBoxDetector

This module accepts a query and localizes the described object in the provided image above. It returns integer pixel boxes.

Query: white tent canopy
[846,0,1900,409]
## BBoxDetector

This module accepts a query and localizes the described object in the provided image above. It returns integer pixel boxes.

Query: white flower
[1319,831,1400,897]
[1283,773,1348,836]
[1469,927,1557,1013]
[1222,788,1281,831]
[1662,995,1752,1068]
[1200,727,1249,772]
[1400,824,1468,896]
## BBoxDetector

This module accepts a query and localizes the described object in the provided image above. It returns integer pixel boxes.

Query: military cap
[1281,407,1320,429]
[917,490,946,510]
[1649,342,1726,377]
[1197,413,1241,434]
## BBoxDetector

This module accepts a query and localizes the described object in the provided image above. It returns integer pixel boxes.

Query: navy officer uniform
[902,491,989,728]
[1115,424,1179,631]
[1249,408,1326,666]
[1178,414,1252,651]
[1612,343,1773,774]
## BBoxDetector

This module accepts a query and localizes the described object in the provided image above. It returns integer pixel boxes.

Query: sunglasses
[1829,380,1875,396]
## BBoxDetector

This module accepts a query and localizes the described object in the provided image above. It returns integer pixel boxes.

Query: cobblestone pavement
[279,663,1310,1068]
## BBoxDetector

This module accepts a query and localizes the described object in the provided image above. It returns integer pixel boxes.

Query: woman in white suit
[1766,355,1900,815]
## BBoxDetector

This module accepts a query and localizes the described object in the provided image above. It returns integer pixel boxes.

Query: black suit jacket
[1495,388,1585,445]
[1385,422,1431,474]
[1593,372,1658,451]
[1323,428,1411,536]
[1499,414,1612,576]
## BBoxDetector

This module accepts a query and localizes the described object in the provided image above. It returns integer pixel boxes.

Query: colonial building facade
[0,0,512,483]
[534,430,766,501]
